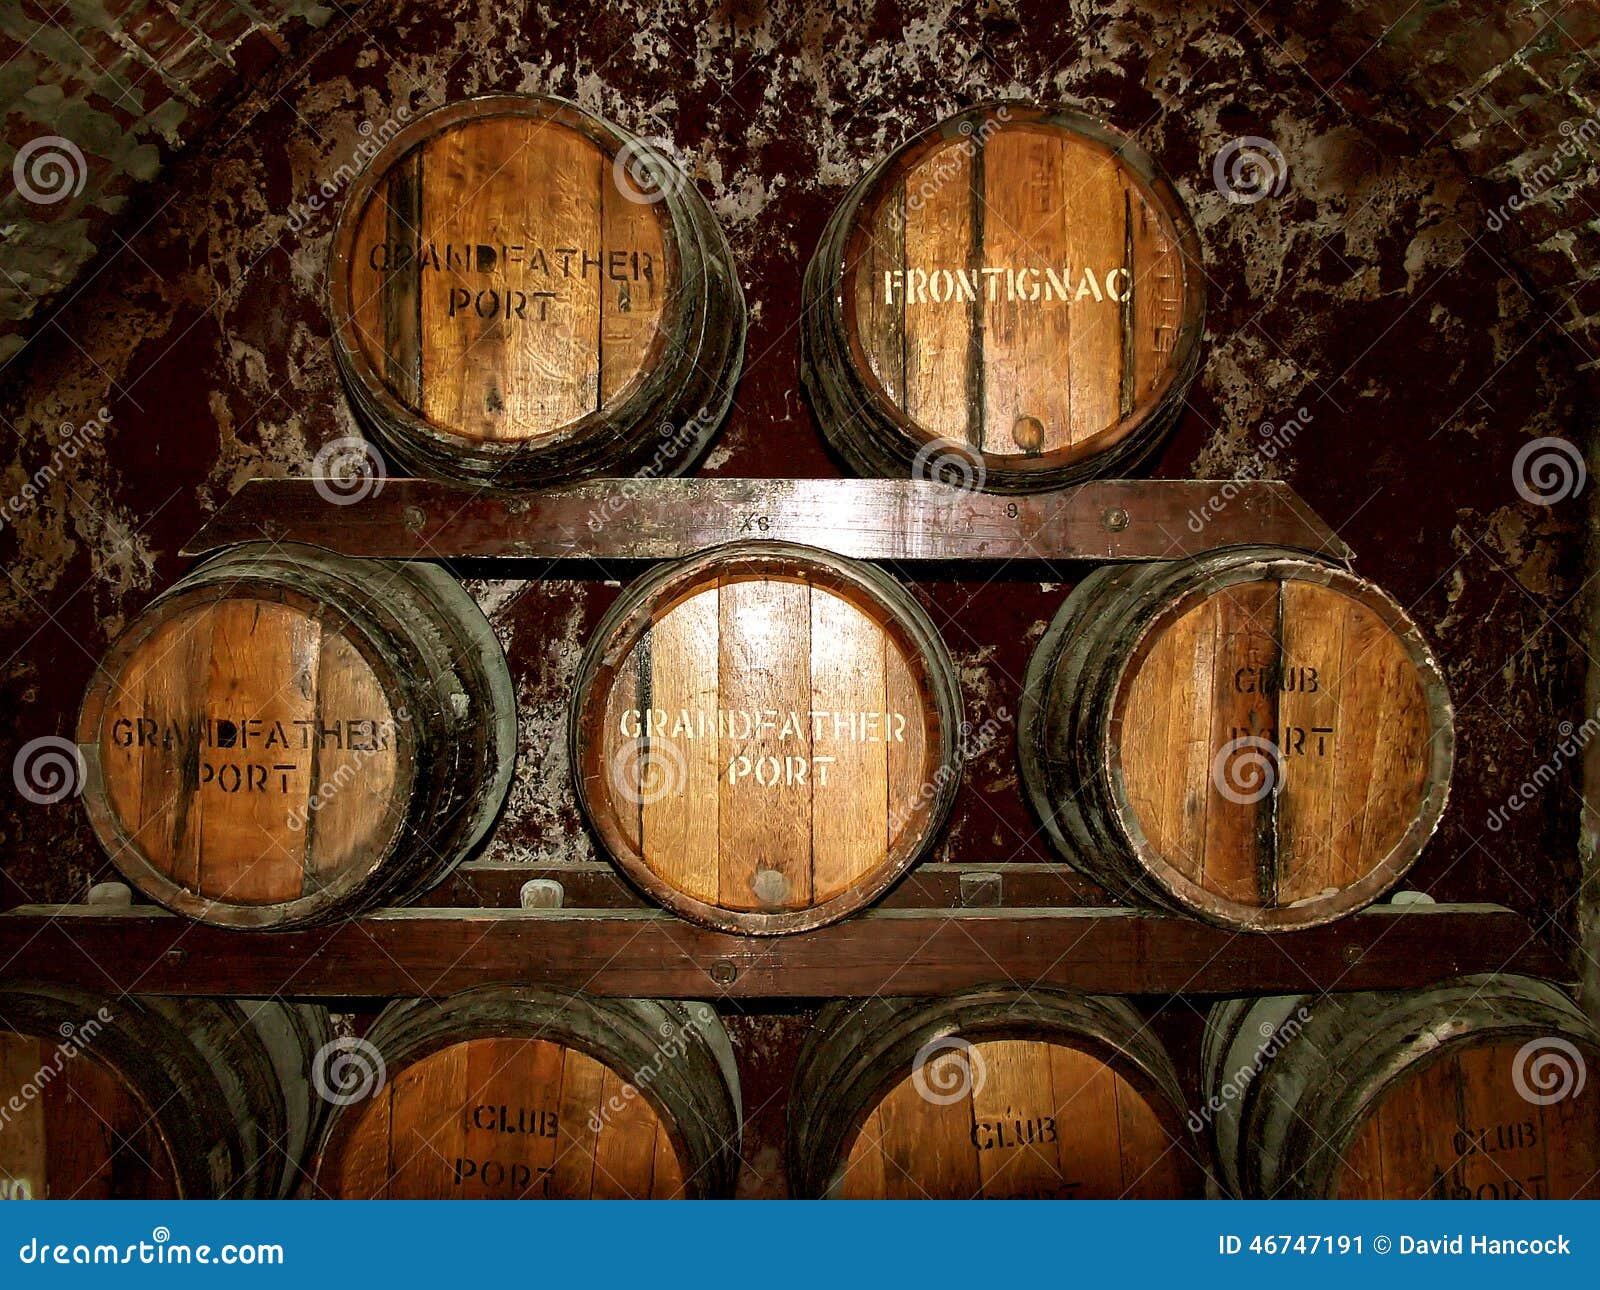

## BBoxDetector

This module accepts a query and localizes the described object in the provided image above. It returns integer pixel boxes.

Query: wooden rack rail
[182,476,1350,565]
[0,869,1567,999]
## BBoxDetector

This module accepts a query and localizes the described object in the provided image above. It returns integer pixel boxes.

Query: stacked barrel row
[75,540,1453,936]
[8,978,1595,1198]
[323,96,1205,493]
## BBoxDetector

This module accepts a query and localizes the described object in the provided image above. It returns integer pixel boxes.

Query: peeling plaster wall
[1266,0,1600,367]
[0,1,1597,1183]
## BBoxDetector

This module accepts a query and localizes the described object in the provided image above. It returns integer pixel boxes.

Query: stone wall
[0,0,347,362]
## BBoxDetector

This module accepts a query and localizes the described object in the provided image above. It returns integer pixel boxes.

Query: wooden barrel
[313,988,741,1199]
[328,94,744,488]
[0,984,330,1199]
[568,541,963,934]
[1203,975,1600,1199]
[788,987,1205,1198]
[1018,547,1454,931]
[801,101,1204,494]
[77,542,516,928]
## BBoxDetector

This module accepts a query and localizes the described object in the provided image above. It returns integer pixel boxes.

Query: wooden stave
[1017,546,1456,931]
[1204,977,1600,1199]
[204,549,509,919]
[566,539,965,935]
[76,543,516,929]
[799,101,1206,495]
[0,984,329,1199]
[309,987,742,1199]
[786,984,1207,1199]
[326,94,745,490]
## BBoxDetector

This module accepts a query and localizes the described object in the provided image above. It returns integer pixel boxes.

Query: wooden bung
[1019,546,1454,931]
[788,987,1206,1198]
[568,541,963,934]
[0,984,329,1199]
[1204,975,1600,1199]
[801,101,1204,493]
[77,543,516,929]
[328,94,744,488]
[313,988,741,1199]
